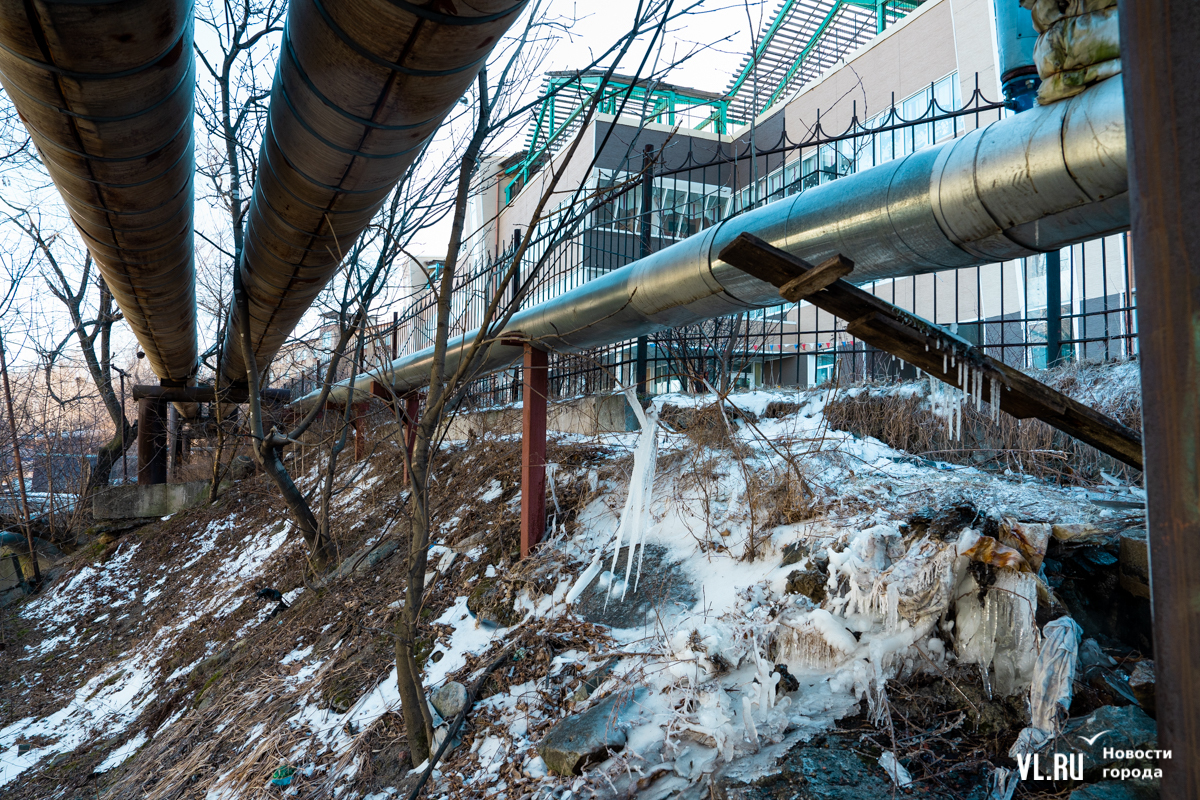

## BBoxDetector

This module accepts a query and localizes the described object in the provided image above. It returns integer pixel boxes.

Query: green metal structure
[718,0,924,125]
[505,1,923,205]
[505,71,728,204]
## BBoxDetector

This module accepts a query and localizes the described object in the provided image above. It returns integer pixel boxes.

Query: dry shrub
[661,401,756,454]
[823,360,1142,483]
[758,469,819,527]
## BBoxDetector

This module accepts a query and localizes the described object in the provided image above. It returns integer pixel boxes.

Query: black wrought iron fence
[285,74,1138,406]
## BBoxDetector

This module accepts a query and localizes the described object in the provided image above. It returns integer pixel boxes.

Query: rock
[1079,638,1117,670]
[466,577,519,628]
[774,664,800,696]
[575,544,695,630]
[538,689,645,775]
[1069,781,1160,800]
[1049,705,1159,782]
[1119,530,1150,600]
[573,656,620,702]
[785,568,827,602]
[717,736,893,799]
[1128,660,1155,718]
[430,681,468,721]
[779,541,808,567]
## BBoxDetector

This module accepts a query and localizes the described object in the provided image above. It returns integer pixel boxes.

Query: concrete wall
[443,393,638,441]
[93,481,213,520]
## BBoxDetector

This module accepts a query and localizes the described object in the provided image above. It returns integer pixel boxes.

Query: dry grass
[823,359,1142,484]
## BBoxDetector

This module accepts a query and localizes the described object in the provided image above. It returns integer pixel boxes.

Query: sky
[0,0,774,376]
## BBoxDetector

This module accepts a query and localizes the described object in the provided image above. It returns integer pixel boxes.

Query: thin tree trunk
[83,424,134,498]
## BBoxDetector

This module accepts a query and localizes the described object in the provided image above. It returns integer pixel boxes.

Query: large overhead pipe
[304,75,1128,409]
[0,0,197,383]
[218,0,528,386]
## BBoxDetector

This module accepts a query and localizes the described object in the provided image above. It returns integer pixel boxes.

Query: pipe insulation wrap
[219,0,528,385]
[304,75,1129,409]
[0,0,197,383]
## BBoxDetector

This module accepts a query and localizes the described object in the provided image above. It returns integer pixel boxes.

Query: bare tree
[2,204,136,499]
[229,0,705,765]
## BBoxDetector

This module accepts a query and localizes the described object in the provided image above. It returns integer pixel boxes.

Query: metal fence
[320,74,1138,406]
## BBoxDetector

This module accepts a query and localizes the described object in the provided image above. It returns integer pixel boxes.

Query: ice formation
[565,387,659,605]
[954,561,1041,697]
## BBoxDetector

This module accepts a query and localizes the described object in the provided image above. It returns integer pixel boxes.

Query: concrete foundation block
[93,481,213,520]
[443,394,638,441]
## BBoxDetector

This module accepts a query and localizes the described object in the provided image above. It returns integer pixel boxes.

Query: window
[598,170,732,238]
[814,352,836,385]
[865,72,962,168]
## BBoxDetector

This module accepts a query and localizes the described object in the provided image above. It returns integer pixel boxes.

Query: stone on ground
[538,689,645,776]
[430,681,468,721]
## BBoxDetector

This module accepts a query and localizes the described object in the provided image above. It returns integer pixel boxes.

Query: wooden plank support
[718,233,1143,470]
[520,343,548,558]
[1120,1,1200,792]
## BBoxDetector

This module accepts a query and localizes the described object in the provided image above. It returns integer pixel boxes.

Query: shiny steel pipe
[218,0,528,385]
[304,76,1129,409]
[0,0,197,383]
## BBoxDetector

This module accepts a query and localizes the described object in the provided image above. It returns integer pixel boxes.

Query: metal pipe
[1045,249,1063,366]
[0,0,197,384]
[993,0,1040,111]
[217,0,528,386]
[303,76,1129,409]
[1119,0,1199,795]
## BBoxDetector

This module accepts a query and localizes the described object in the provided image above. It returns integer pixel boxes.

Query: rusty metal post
[137,396,168,485]
[520,344,548,558]
[1120,1,1200,795]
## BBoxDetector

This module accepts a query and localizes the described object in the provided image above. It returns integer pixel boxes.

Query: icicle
[742,695,760,752]
[956,386,963,441]
[566,386,659,608]
[613,388,660,600]
[943,352,947,374]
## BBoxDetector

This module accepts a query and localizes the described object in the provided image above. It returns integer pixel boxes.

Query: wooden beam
[718,233,1144,469]
[778,255,854,302]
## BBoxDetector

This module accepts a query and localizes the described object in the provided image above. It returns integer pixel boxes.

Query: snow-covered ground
[0,381,1145,798]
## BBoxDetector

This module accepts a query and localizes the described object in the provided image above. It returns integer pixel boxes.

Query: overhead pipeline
[218,0,528,385]
[0,0,197,384]
[304,75,1129,410]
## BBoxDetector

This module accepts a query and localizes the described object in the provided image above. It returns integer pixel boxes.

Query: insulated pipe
[303,76,1129,409]
[218,0,528,386]
[0,0,197,383]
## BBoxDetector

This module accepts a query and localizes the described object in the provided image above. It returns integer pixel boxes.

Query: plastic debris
[1009,616,1084,757]
[879,750,913,787]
